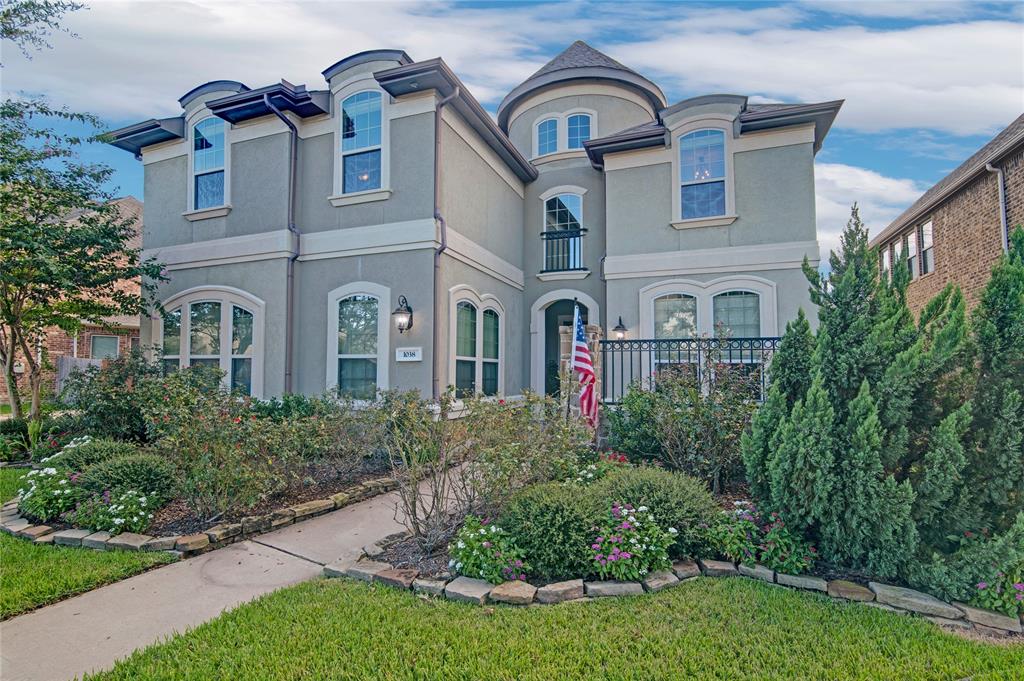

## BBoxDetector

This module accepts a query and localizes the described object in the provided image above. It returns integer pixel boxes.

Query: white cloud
[814,162,927,257]
[799,0,975,20]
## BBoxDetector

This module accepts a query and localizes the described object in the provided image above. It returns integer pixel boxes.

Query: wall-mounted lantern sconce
[392,295,413,333]
[613,316,627,340]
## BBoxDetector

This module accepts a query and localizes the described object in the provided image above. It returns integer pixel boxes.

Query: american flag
[572,303,599,428]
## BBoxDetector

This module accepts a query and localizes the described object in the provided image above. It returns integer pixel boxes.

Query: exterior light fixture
[392,295,413,333]
[613,316,627,340]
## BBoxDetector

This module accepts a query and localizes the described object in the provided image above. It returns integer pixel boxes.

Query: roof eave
[322,49,412,82]
[583,129,666,169]
[376,58,538,183]
[739,100,844,153]
[106,117,185,157]
[207,82,330,124]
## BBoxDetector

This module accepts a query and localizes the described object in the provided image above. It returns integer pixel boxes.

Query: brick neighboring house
[0,197,144,404]
[870,113,1024,314]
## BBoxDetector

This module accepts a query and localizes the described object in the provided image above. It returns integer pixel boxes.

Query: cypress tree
[911,403,971,540]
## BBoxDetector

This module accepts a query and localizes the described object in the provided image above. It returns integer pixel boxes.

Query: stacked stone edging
[0,477,398,558]
[323,554,1023,639]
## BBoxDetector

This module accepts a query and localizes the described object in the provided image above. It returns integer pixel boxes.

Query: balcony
[540,228,587,273]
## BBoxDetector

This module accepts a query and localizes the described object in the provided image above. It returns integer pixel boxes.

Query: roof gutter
[263,93,301,393]
[985,163,1010,255]
[431,86,460,401]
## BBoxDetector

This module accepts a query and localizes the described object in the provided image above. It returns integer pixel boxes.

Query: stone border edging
[0,476,399,557]
[322,555,1023,639]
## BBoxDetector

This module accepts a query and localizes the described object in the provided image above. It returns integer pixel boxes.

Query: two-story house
[109,41,841,401]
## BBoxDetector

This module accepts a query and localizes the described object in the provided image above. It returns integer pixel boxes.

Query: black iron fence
[541,228,586,272]
[599,336,781,405]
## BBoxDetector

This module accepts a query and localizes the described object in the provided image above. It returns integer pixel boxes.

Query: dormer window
[341,91,382,194]
[537,118,558,156]
[679,129,726,219]
[567,114,591,149]
[192,117,225,210]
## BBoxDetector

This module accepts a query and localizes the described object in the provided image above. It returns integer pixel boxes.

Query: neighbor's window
[679,129,726,219]
[340,91,382,194]
[90,335,119,360]
[337,294,379,399]
[567,113,591,149]
[881,245,892,282]
[906,230,919,279]
[713,291,760,338]
[654,294,698,339]
[192,117,225,210]
[454,301,500,397]
[537,118,558,156]
[921,221,934,275]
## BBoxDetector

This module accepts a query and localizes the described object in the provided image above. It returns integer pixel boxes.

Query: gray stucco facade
[119,42,840,401]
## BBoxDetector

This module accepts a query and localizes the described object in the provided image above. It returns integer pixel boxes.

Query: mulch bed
[379,535,451,578]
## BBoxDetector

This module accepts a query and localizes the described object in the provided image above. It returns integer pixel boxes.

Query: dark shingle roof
[872,113,1024,246]
[527,40,641,80]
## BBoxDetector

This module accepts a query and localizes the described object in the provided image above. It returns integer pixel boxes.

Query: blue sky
[3,0,1022,255]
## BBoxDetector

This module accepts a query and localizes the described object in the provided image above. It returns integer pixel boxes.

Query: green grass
[0,468,175,619]
[87,577,1022,681]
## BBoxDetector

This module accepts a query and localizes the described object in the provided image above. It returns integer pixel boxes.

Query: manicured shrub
[17,467,85,521]
[590,502,675,581]
[69,490,157,535]
[590,467,719,560]
[60,351,166,442]
[448,515,528,584]
[78,453,176,503]
[499,482,601,583]
[43,437,137,472]
[567,452,631,486]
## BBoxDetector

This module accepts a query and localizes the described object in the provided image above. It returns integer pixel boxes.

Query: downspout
[985,163,1009,254]
[264,93,301,393]
[431,86,460,401]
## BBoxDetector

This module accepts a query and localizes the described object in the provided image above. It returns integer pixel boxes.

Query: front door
[543,299,587,396]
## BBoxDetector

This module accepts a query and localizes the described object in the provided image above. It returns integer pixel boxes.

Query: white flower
[630,538,639,545]
[628,516,636,523]
[448,559,456,568]
[668,527,678,534]
[457,541,466,549]
[490,525,497,533]
[42,467,57,475]
[478,529,486,535]
[640,568,648,575]
[638,506,648,512]
[59,479,68,485]
[113,518,125,525]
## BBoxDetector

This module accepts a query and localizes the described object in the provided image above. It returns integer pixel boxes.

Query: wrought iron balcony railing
[541,228,586,273]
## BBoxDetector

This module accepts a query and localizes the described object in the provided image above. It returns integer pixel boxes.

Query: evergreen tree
[772,308,815,407]
[863,475,918,579]
[742,384,786,505]
[911,403,971,539]
[767,373,834,534]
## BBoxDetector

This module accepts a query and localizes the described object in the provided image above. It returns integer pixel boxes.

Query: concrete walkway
[0,490,407,681]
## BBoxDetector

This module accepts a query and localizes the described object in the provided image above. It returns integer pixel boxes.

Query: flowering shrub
[710,502,816,574]
[70,490,156,535]
[570,453,631,486]
[448,515,528,584]
[758,513,816,574]
[710,503,761,565]
[591,502,676,581]
[971,562,1024,617]
[42,436,138,472]
[17,467,85,521]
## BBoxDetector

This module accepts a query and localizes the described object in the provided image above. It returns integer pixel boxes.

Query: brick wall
[883,147,1022,316]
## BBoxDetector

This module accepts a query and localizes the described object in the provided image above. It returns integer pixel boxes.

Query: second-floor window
[341,91,382,194]
[905,230,919,280]
[193,117,225,210]
[567,113,591,149]
[543,193,584,271]
[921,221,934,275]
[537,118,558,156]
[679,129,726,220]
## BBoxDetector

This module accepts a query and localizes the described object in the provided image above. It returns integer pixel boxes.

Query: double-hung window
[679,129,726,220]
[340,91,382,194]
[192,117,225,210]
[905,230,919,279]
[567,113,591,149]
[454,301,501,397]
[920,221,934,275]
[336,295,379,399]
[880,245,892,282]
[537,118,558,156]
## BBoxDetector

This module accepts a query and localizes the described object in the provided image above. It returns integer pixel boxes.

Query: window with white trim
[881,245,892,282]
[679,129,726,219]
[712,291,760,338]
[452,297,501,398]
[905,230,919,280]
[567,113,591,149]
[654,294,698,339]
[920,221,934,275]
[192,117,226,210]
[160,296,260,395]
[537,118,558,156]
[336,294,379,399]
[90,335,119,360]
[543,193,584,271]
[340,91,382,194]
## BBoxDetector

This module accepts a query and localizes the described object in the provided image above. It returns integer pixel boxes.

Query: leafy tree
[0,99,165,419]
[0,0,82,62]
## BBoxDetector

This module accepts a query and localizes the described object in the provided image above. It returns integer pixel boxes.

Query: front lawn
[88,577,1022,681]
[0,468,175,620]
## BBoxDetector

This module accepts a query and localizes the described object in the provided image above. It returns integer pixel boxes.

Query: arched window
[712,291,760,338]
[537,118,558,156]
[336,294,379,399]
[451,289,503,398]
[653,293,698,339]
[679,129,726,219]
[158,288,263,396]
[192,117,225,210]
[543,193,583,271]
[567,113,591,149]
[340,91,382,194]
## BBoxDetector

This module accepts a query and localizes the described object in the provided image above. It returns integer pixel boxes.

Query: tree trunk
[15,332,41,422]
[2,332,23,419]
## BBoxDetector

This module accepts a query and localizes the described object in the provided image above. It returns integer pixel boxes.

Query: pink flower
[519,573,526,581]
[482,541,491,548]
[591,543,601,550]
[620,552,632,559]
[1013,583,1024,591]
[976,582,988,590]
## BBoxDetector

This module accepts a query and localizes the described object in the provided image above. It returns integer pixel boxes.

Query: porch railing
[599,336,781,405]
[541,228,586,272]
